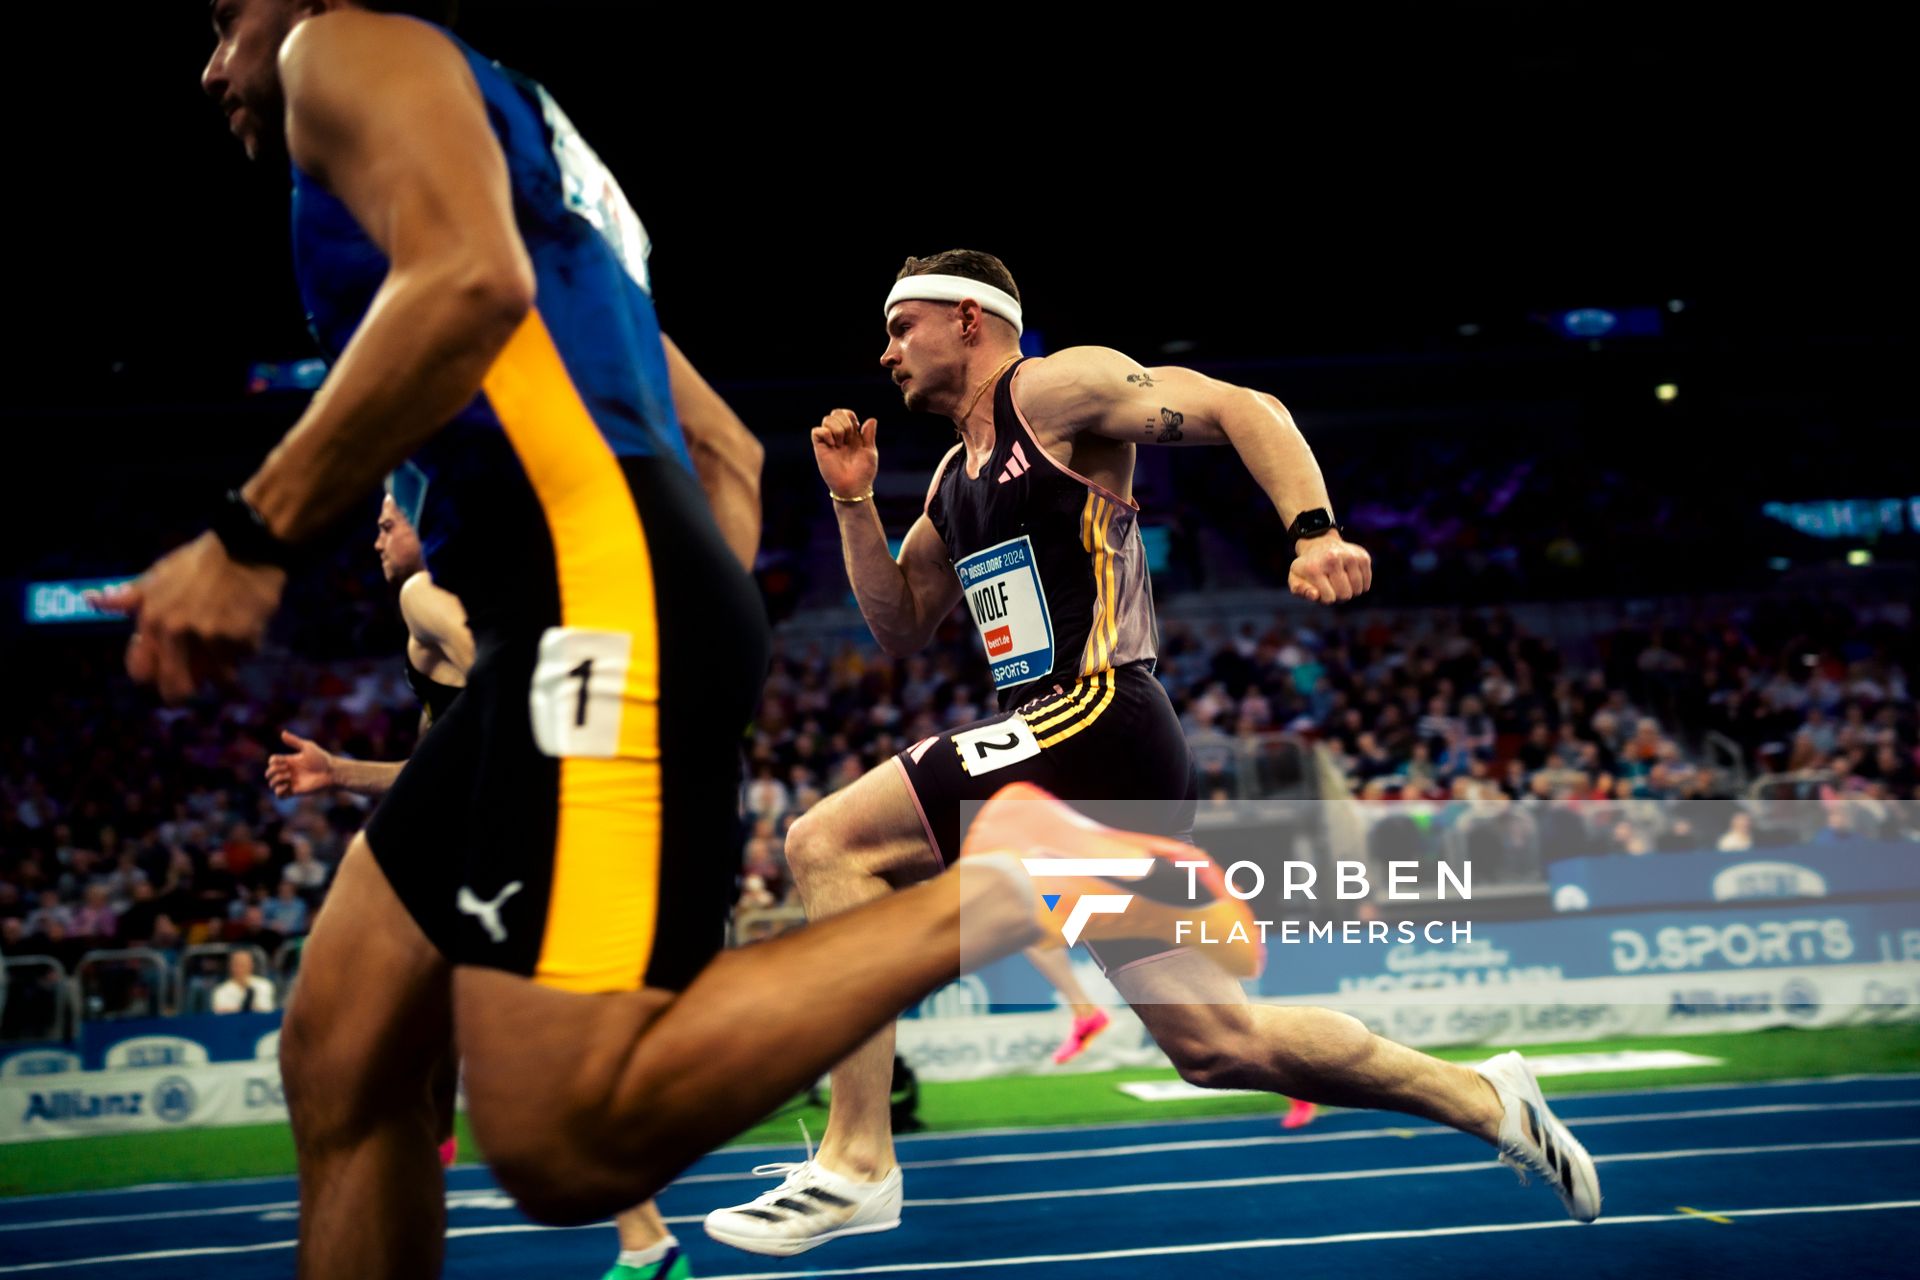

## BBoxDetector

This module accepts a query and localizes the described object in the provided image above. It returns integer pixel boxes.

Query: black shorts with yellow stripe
[366,452,769,994]
[895,660,1195,859]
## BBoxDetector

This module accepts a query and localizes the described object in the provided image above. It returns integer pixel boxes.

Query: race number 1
[953,716,1043,777]
[529,628,631,758]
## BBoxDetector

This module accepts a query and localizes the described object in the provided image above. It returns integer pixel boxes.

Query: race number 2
[529,628,632,758]
[953,716,1043,777]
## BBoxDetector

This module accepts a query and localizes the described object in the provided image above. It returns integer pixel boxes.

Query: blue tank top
[288,22,688,606]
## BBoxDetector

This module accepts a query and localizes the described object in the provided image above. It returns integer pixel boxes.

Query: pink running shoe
[438,1137,458,1168]
[1051,1009,1111,1065]
[1281,1098,1317,1129]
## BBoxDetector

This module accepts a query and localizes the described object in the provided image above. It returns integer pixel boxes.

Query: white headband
[884,274,1023,336]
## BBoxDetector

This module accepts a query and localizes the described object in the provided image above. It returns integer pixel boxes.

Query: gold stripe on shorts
[482,309,663,995]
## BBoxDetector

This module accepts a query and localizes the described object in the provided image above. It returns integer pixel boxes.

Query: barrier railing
[273,937,305,1000]
[73,949,172,1023]
[1,956,73,1043]
[734,906,807,945]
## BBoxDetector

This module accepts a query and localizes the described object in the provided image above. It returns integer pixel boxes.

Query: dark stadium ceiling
[12,4,1907,403]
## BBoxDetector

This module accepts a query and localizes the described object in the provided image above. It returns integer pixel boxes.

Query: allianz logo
[22,1091,147,1121]
[1670,978,1821,1019]
[1712,862,1827,902]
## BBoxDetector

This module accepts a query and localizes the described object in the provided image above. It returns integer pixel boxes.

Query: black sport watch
[1287,507,1342,541]
[210,489,301,570]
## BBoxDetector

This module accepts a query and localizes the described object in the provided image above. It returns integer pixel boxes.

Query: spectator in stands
[1609,820,1653,856]
[210,949,276,1014]
[1655,816,1701,852]
[1517,723,1555,773]
[1871,743,1917,794]
[147,915,185,969]
[280,835,329,897]
[737,874,777,913]
[1350,732,1395,781]
[224,903,280,957]
[262,881,310,938]
[23,890,69,937]
[743,761,790,823]
[193,848,238,922]
[228,885,267,924]
[100,851,149,912]
[68,883,118,940]
[1815,805,1862,843]
[220,822,268,888]
[1718,811,1755,852]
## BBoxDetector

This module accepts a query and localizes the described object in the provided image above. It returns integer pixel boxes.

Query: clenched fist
[812,408,879,501]
[1289,534,1373,604]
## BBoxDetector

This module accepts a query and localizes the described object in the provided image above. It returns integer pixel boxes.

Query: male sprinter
[704,252,1599,1255]
[118,8,1254,1278]
[267,492,687,1280]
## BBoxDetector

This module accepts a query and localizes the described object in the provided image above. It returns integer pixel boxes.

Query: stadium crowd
[3,589,1914,1026]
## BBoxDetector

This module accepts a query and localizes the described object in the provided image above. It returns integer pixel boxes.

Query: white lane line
[11,1134,1918,1244]
[0,1239,297,1275]
[0,1188,508,1235]
[886,1137,1920,1210]
[6,1071,1917,1210]
[10,1100,1920,1233]
[701,1200,1920,1279]
[723,1069,1920,1152]
[670,1097,1920,1183]
[23,1195,1914,1277]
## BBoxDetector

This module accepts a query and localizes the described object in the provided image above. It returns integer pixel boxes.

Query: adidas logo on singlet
[997,441,1032,484]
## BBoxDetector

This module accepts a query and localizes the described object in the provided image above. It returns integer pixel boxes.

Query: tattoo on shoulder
[1126,372,1160,390]
[1145,407,1184,443]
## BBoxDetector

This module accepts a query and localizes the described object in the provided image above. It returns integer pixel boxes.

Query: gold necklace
[957,353,1021,426]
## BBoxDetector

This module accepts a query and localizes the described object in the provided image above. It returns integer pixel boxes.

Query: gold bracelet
[830,488,875,504]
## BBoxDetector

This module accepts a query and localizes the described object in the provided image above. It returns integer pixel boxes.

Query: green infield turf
[4,1022,1916,1198]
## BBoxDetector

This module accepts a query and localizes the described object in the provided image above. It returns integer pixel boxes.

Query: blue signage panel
[1549,842,1920,913]
[1252,899,1920,998]
[23,577,136,625]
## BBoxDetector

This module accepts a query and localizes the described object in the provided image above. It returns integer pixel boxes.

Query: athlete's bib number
[954,536,1055,691]
[535,85,653,295]
[529,627,632,758]
[953,716,1043,777]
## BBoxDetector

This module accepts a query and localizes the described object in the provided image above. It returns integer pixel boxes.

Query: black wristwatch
[1287,507,1342,541]
[210,489,300,570]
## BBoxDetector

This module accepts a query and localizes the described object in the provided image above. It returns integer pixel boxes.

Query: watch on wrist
[1287,507,1342,541]
[210,489,300,570]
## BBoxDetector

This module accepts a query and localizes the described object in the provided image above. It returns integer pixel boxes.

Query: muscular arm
[1016,347,1331,524]
[398,572,475,678]
[241,12,535,544]
[839,508,963,659]
[814,410,962,656]
[662,335,763,570]
[1016,347,1372,602]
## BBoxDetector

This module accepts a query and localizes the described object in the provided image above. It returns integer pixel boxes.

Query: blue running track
[3,1074,1917,1277]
